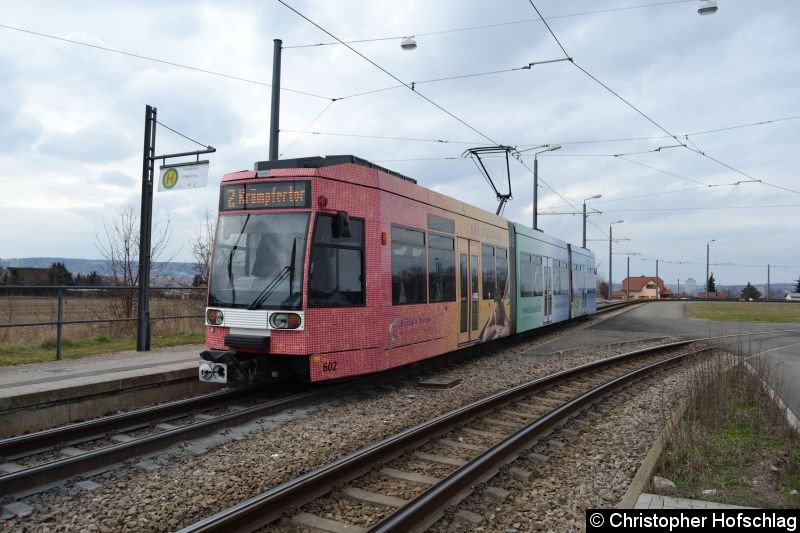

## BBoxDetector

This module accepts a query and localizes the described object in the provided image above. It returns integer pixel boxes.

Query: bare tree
[95,203,174,317]
[190,208,216,287]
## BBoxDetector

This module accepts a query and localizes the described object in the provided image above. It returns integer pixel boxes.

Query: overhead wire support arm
[463,146,517,216]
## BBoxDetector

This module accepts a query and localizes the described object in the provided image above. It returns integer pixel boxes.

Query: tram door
[543,257,553,324]
[458,238,481,344]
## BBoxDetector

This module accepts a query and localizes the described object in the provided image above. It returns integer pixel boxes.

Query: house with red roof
[612,276,673,300]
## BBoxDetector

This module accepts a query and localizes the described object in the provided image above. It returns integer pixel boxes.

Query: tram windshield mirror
[332,211,351,239]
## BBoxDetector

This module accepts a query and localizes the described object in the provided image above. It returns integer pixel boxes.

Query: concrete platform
[636,493,752,509]
[0,344,217,437]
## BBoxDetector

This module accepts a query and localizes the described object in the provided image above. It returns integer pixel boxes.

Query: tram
[199,155,596,383]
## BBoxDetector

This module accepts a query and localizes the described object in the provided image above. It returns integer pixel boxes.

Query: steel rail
[371,348,708,531]
[0,385,264,458]
[0,300,637,497]
[179,339,696,533]
[0,325,520,498]
[0,385,346,497]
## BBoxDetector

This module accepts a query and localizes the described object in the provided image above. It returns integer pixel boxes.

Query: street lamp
[706,239,716,300]
[583,194,601,249]
[400,36,418,50]
[608,220,624,300]
[516,144,561,230]
[698,0,718,15]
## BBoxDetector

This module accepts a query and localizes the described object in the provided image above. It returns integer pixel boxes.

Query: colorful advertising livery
[199,156,596,384]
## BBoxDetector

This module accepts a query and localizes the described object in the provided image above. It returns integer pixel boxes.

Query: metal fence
[0,285,206,361]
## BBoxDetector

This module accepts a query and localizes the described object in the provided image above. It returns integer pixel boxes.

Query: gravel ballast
[4,309,687,531]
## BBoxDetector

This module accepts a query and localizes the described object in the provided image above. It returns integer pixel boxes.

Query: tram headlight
[206,309,224,326]
[269,312,301,329]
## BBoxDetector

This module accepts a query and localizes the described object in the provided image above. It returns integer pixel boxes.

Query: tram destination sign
[220,180,311,211]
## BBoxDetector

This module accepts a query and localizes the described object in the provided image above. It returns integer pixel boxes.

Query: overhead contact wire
[280,100,336,157]
[0,23,333,101]
[277,0,500,146]
[283,1,693,48]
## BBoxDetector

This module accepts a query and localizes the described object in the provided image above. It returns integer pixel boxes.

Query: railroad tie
[501,409,537,419]
[380,468,441,486]
[482,418,520,429]
[59,447,86,457]
[461,427,504,439]
[515,401,553,412]
[413,451,468,467]
[339,487,409,508]
[438,438,484,452]
[291,512,366,533]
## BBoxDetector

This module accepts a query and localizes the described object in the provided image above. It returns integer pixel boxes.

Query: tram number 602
[322,361,338,372]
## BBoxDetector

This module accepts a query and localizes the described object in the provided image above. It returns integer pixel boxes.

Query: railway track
[179,339,709,532]
[0,303,638,500]
[0,383,340,497]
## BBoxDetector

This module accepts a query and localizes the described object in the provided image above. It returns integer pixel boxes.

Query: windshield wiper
[288,237,297,297]
[247,266,292,310]
[227,215,251,306]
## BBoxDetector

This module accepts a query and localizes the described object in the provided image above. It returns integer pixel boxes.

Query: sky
[0,0,798,288]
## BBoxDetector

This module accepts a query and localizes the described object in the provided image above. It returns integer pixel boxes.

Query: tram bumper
[199,349,258,383]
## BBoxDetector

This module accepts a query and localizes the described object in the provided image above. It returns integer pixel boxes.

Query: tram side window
[427,214,455,234]
[552,260,560,294]
[392,226,426,305]
[520,253,533,297]
[532,255,544,296]
[559,262,569,295]
[428,234,455,302]
[309,214,365,307]
[496,247,508,298]
[481,244,496,300]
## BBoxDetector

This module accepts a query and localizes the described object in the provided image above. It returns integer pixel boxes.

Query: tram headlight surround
[269,312,301,329]
[207,309,224,326]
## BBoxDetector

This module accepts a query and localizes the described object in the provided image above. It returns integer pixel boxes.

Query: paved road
[591,301,800,416]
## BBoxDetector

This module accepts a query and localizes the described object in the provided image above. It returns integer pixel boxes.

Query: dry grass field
[0,292,205,364]
[686,302,800,323]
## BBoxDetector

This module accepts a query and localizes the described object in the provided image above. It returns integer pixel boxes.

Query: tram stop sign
[158,161,209,191]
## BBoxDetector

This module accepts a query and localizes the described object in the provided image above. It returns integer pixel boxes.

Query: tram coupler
[199,349,259,384]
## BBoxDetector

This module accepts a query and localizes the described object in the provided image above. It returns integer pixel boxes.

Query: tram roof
[254,155,417,185]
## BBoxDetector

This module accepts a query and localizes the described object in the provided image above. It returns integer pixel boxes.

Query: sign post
[137,105,157,352]
[137,106,216,351]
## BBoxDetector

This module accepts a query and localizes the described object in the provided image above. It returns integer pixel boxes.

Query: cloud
[96,169,137,187]
[0,0,798,282]
[36,129,137,162]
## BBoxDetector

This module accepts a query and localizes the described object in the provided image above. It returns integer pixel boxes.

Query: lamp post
[531,145,561,230]
[608,220,624,300]
[582,194,601,249]
[269,39,282,161]
[626,255,631,300]
[655,259,659,299]
[269,36,418,160]
[705,238,715,300]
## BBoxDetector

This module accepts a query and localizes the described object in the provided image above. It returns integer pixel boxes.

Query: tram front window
[208,213,309,310]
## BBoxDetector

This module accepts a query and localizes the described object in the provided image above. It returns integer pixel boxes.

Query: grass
[0,332,205,366]
[656,355,800,508]
[0,295,205,365]
[686,302,800,323]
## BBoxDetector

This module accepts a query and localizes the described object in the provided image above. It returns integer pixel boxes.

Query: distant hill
[0,257,197,279]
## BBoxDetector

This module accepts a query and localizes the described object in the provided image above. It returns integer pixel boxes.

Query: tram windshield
[208,213,309,310]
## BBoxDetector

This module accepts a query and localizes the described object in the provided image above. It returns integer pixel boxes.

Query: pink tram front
[200,155,514,383]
